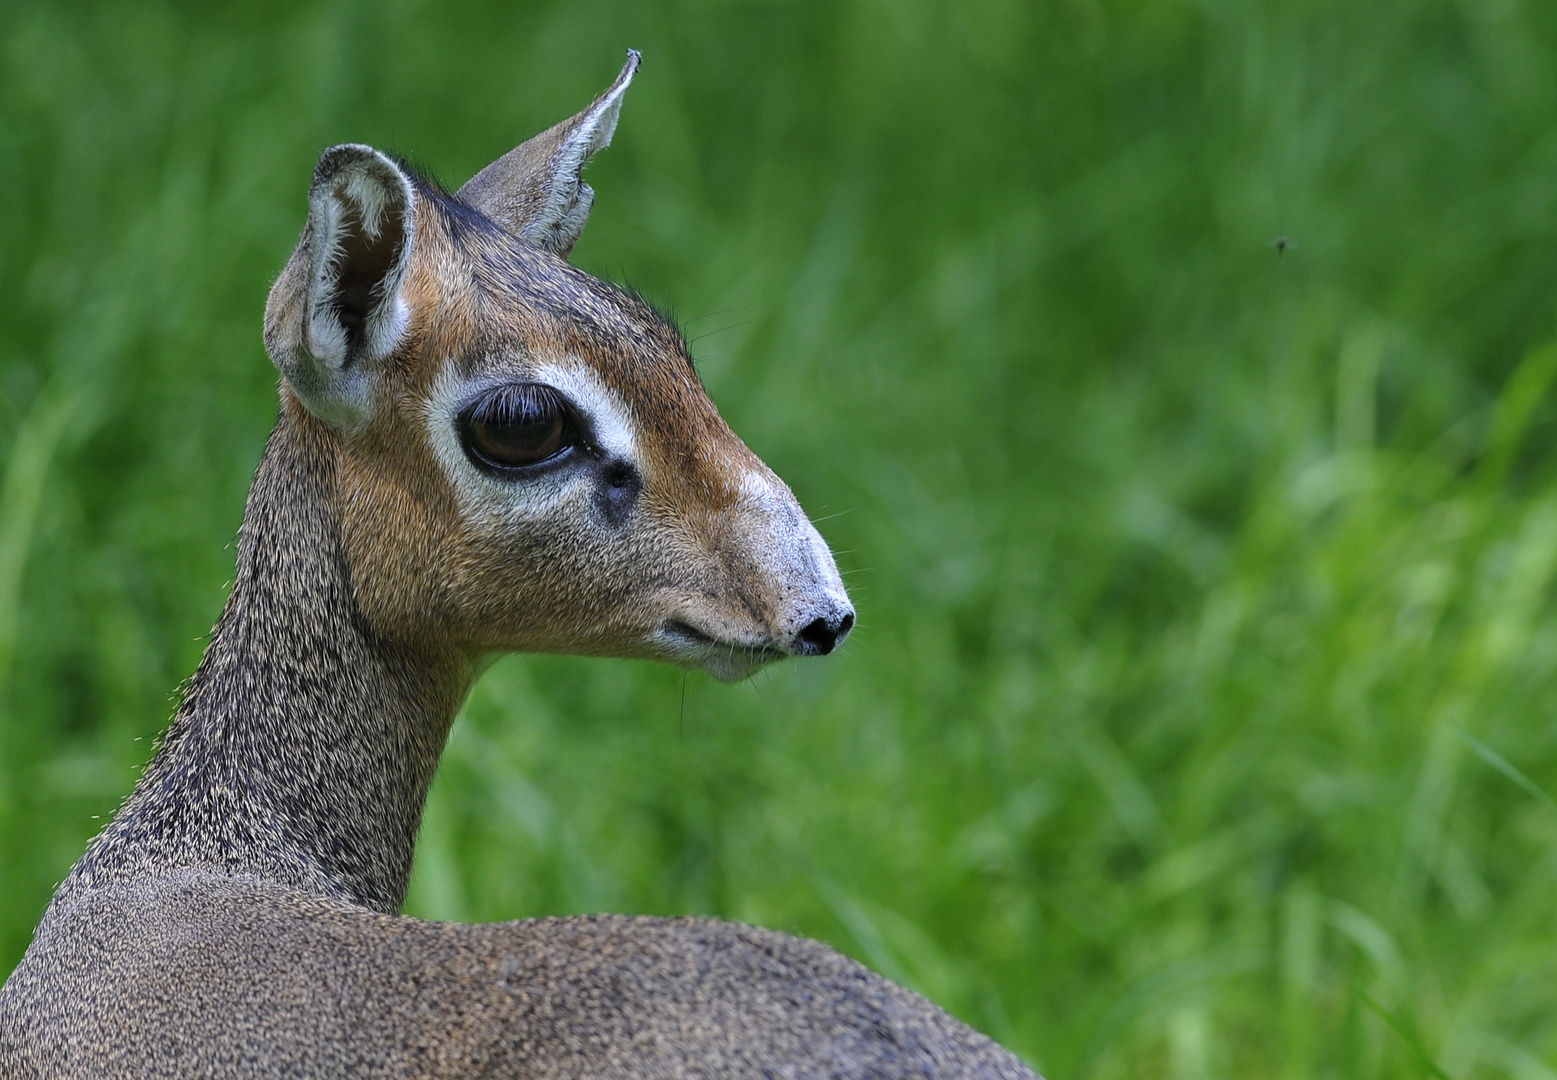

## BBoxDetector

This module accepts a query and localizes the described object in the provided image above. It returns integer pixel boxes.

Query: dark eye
[457,383,576,472]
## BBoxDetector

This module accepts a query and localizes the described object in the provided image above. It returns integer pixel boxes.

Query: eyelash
[463,383,563,426]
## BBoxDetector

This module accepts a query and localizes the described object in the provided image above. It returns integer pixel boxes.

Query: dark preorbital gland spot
[595,459,641,528]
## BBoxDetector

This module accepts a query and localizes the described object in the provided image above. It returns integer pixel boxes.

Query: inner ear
[334,197,406,350]
[300,144,416,373]
[265,144,416,430]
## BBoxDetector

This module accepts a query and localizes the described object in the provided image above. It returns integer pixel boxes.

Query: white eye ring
[423,357,641,517]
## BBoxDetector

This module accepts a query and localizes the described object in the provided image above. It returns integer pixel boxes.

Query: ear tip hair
[311,144,409,192]
[312,143,376,183]
[592,50,637,111]
[317,142,378,163]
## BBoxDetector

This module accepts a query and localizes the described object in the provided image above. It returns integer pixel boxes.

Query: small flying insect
[1269,234,1297,257]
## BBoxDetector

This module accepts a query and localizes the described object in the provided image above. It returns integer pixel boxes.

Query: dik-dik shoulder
[2,872,1028,1079]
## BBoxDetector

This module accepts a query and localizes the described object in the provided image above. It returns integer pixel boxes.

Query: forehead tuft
[408,177,697,378]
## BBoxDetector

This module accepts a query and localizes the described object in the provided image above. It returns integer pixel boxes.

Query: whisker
[688,320,754,345]
[681,306,746,328]
[810,508,856,524]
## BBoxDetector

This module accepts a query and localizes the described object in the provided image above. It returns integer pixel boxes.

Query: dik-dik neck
[65,403,474,914]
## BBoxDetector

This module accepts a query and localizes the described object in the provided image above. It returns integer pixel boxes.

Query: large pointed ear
[263,144,415,429]
[458,50,639,257]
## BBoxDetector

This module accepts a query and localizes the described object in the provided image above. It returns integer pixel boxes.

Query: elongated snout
[751,476,854,661]
[656,467,853,681]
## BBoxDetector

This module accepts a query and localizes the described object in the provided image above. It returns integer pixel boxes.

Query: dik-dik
[0,54,1036,1079]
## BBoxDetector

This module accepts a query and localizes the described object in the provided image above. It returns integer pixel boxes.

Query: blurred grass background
[5,0,1557,1076]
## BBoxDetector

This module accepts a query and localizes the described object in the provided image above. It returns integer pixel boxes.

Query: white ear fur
[457,50,638,257]
[526,53,636,252]
[266,145,415,429]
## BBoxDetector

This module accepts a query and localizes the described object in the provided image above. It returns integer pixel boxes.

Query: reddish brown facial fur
[263,108,851,680]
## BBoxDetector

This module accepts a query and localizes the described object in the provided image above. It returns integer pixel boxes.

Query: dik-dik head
[261,52,852,681]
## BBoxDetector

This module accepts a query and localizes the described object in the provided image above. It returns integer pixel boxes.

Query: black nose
[793,608,856,656]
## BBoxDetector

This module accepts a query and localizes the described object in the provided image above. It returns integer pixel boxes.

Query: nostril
[796,610,854,657]
[797,619,836,655]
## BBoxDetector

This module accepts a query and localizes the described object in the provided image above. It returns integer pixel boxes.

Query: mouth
[660,620,785,682]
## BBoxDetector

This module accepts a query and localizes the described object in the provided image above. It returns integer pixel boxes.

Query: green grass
[6,1,1557,1077]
